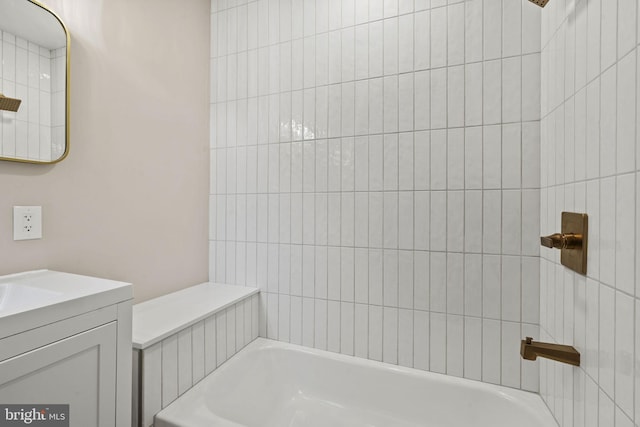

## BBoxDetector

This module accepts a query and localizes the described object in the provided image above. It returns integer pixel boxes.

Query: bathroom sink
[0,270,132,339]
[0,282,63,314]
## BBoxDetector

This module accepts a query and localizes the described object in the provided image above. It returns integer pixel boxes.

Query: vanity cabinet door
[0,322,117,426]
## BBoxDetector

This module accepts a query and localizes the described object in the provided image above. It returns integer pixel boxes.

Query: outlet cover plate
[13,206,43,240]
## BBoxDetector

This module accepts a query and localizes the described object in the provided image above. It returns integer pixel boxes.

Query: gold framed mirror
[0,0,70,164]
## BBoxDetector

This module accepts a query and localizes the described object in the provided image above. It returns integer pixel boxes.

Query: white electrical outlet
[13,206,43,241]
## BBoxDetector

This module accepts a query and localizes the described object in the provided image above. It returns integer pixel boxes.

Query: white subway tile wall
[540,0,638,425]
[137,294,259,427]
[210,0,541,391]
[0,31,65,162]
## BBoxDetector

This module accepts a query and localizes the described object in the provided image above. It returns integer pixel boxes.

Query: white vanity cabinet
[0,270,133,427]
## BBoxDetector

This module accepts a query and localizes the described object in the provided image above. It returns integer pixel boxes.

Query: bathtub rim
[155,337,558,427]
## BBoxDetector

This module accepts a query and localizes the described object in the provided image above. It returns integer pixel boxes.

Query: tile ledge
[132,283,258,350]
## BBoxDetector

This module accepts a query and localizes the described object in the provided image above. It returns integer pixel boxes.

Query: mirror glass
[0,0,69,164]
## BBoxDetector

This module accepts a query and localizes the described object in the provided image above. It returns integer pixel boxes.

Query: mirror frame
[0,0,70,164]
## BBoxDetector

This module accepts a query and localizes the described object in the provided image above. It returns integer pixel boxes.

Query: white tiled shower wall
[209,0,542,391]
[0,31,65,162]
[539,0,639,426]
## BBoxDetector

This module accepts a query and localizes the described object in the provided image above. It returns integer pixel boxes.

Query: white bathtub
[155,338,558,427]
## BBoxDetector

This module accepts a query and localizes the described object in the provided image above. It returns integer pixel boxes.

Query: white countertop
[132,283,258,349]
[0,270,132,339]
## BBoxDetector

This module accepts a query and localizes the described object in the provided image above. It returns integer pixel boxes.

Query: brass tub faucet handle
[540,233,563,249]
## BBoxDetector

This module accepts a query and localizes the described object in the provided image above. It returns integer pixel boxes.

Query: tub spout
[520,337,580,366]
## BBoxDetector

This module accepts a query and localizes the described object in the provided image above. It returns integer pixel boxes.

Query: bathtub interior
[155,339,558,427]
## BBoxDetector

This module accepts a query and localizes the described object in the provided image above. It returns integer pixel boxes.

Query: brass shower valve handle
[540,233,583,249]
[540,212,588,275]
